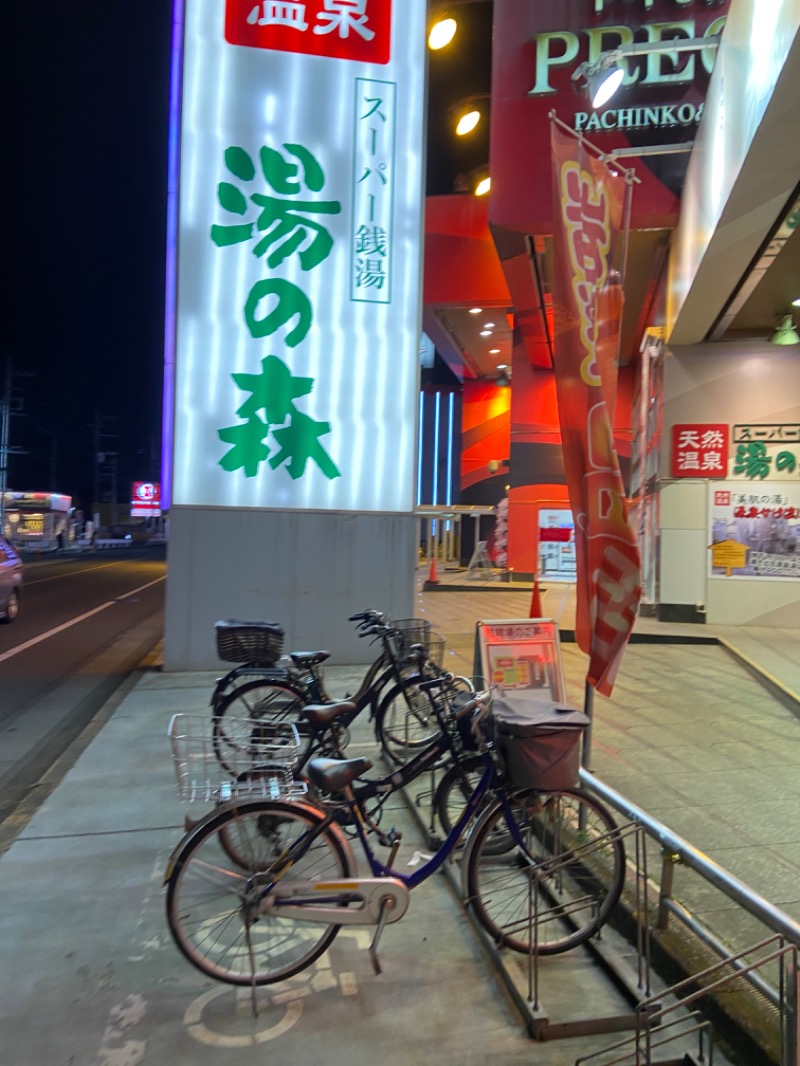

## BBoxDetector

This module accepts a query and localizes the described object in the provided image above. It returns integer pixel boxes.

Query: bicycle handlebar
[348,609,387,624]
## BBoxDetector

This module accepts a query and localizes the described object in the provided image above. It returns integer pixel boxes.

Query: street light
[572,35,721,109]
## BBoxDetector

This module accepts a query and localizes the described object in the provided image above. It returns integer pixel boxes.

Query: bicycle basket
[426,632,446,668]
[392,617,433,655]
[168,713,304,804]
[215,619,285,665]
[492,695,589,791]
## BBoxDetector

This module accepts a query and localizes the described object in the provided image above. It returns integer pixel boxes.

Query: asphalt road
[0,546,166,828]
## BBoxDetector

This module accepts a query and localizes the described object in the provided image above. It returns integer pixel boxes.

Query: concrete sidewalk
[1,581,798,1065]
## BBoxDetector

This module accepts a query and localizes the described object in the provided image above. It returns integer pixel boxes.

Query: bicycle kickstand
[368,895,397,976]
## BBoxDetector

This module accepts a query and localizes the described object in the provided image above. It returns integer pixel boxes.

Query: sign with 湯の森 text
[169,0,425,513]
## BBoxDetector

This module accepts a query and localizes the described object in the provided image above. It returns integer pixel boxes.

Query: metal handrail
[579,769,800,949]
[579,769,800,1065]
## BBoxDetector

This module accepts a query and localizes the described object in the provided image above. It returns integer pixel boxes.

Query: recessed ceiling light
[469,307,482,314]
[496,363,508,370]
[489,348,501,354]
[480,330,492,337]
[484,322,495,328]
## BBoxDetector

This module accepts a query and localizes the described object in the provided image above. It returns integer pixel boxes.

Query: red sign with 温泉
[671,424,729,478]
[225,0,391,64]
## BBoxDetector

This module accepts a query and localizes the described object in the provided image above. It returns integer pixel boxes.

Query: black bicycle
[211,613,463,775]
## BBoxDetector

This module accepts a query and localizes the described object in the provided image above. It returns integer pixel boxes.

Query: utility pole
[92,410,118,528]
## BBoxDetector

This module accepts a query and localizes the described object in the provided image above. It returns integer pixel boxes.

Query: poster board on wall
[709,482,800,580]
[474,618,567,702]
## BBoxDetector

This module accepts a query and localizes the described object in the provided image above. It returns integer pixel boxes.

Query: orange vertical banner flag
[550,122,641,697]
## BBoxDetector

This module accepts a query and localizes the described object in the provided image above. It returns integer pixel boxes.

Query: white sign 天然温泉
[171,0,425,513]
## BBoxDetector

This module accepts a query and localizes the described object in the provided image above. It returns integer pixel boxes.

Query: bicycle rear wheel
[464,788,625,955]
[212,679,310,774]
[165,799,354,985]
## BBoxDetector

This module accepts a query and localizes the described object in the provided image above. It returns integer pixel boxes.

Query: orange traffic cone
[529,574,543,618]
[427,555,440,585]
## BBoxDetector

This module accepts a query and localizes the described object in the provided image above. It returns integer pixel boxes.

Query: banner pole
[548,109,640,184]
[582,681,595,769]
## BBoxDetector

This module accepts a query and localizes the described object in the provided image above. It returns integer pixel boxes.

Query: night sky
[1,1,492,513]
[2,2,173,511]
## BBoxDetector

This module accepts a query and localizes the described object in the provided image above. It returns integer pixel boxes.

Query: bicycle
[164,681,626,989]
[211,613,458,772]
[209,610,391,713]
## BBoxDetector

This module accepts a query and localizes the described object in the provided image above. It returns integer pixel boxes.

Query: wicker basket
[168,713,304,804]
[215,619,285,664]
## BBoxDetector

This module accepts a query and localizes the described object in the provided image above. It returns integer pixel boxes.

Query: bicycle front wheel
[464,787,625,955]
[212,679,310,774]
[375,676,441,764]
[166,799,354,985]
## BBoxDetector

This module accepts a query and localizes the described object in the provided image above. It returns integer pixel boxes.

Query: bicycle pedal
[377,827,402,847]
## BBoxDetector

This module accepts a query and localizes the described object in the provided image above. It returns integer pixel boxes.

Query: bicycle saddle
[289,651,331,668]
[306,756,373,794]
[300,700,357,725]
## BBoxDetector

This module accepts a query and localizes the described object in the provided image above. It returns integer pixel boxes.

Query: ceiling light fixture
[474,175,491,196]
[793,297,800,308]
[495,364,511,387]
[769,315,800,346]
[456,109,481,135]
[452,92,491,136]
[480,330,492,336]
[469,307,482,314]
[428,16,457,50]
[428,1,487,51]
[572,35,721,109]
[484,321,495,328]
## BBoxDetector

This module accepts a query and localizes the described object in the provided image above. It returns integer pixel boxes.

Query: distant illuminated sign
[131,482,162,517]
[171,0,425,512]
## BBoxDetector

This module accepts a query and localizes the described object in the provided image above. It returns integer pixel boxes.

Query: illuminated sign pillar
[163,0,426,667]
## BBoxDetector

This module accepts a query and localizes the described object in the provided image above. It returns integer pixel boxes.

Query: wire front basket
[392,617,433,655]
[426,632,446,668]
[168,713,305,804]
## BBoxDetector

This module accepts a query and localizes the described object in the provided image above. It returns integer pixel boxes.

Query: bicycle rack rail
[576,770,800,1066]
[574,936,799,1066]
[396,761,800,1064]
[399,764,657,1042]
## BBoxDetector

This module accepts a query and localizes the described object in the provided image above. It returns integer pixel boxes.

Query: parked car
[0,535,23,623]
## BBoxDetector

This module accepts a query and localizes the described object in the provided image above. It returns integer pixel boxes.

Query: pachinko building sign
[168,0,425,512]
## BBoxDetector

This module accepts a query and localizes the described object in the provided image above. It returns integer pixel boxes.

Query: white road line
[24,561,131,586]
[0,576,165,664]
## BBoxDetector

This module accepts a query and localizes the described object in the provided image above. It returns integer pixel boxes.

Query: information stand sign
[474,618,567,702]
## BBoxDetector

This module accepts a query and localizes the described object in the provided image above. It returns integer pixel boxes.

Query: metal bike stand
[393,770,661,1043]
